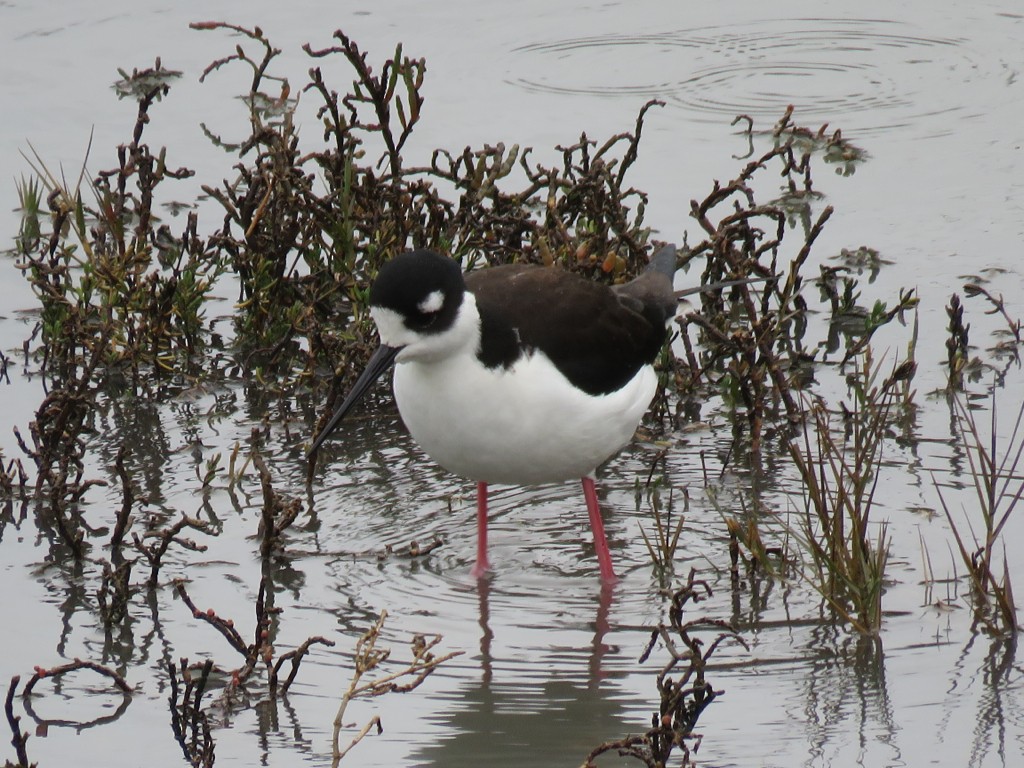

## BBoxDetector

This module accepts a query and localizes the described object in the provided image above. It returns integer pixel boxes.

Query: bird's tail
[638,242,770,299]
[645,243,677,280]
[612,244,678,325]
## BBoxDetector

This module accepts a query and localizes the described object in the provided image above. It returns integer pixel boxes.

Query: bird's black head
[308,250,469,457]
[370,249,465,335]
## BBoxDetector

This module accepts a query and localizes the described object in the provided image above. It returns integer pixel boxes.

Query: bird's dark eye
[406,309,439,330]
[404,288,452,334]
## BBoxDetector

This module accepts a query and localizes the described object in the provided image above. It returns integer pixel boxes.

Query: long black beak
[308,344,401,457]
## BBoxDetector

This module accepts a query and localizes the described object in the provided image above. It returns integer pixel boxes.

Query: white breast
[392,348,657,485]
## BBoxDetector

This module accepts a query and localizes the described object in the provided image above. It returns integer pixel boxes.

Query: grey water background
[1,1,1024,766]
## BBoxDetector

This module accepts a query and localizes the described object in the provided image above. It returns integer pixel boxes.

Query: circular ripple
[511,19,981,135]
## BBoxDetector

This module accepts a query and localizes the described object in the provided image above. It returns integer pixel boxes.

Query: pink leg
[471,481,490,578]
[582,476,617,584]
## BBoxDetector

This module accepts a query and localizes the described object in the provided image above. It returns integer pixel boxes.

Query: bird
[309,244,704,583]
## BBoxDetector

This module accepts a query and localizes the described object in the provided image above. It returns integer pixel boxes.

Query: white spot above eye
[418,290,445,314]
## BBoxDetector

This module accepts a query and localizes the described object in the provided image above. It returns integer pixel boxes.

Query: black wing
[466,264,671,396]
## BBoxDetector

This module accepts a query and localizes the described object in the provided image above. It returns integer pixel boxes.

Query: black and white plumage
[311,245,680,582]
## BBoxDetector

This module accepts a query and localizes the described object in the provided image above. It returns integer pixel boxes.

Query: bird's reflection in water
[413,578,630,768]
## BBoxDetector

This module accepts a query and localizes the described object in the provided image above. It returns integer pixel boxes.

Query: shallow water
[2,1,1024,767]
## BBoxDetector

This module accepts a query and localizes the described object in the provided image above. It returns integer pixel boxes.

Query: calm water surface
[1,1,1024,767]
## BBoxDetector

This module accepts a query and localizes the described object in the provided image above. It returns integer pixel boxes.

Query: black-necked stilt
[310,245,683,583]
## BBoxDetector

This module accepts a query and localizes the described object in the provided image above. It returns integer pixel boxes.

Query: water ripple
[511,18,991,135]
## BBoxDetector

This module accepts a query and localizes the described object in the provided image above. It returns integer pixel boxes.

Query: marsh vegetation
[1,21,1021,768]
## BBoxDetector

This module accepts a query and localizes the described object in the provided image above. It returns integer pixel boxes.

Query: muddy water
[2,2,1024,767]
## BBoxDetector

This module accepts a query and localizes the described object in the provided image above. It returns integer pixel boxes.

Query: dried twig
[133,515,213,587]
[110,445,138,559]
[175,578,332,697]
[583,571,745,767]
[253,451,303,558]
[331,610,461,765]
[168,658,216,768]
[23,659,132,696]
[4,677,31,768]
[273,635,337,695]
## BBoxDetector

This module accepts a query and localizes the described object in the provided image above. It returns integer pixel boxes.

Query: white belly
[392,350,657,485]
